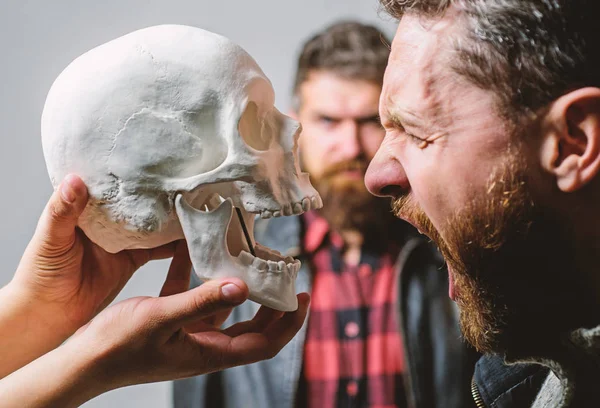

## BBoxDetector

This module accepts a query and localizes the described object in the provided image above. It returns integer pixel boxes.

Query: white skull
[41,25,322,311]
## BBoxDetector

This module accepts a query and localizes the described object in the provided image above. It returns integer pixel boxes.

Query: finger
[213,293,310,367]
[202,307,233,328]
[35,174,89,251]
[260,292,310,346]
[127,240,179,269]
[181,305,234,333]
[253,306,285,329]
[221,306,284,337]
[159,241,192,297]
[182,306,235,334]
[157,278,249,330]
[147,241,181,261]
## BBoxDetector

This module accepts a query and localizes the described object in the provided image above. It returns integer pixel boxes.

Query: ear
[540,87,600,192]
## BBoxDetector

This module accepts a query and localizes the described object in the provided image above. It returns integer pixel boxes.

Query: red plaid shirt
[300,212,407,408]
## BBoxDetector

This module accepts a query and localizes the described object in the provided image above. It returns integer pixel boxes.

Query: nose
[365,147,409,197]
[336,121,362,160]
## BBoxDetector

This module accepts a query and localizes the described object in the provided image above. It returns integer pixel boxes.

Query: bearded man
[174,21,477,408]
[367,1,600,406]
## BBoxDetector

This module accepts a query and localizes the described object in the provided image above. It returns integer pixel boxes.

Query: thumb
[36,174,89,250]
[158,278,249,331]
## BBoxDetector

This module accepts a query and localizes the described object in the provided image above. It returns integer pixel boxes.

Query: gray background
[0,1,395,406]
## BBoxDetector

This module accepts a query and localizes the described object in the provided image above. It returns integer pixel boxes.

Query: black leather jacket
[472,354,548,408]
[396,234,479,407]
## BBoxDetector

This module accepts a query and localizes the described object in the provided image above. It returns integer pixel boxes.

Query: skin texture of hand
[0,175,177,377]
[0,248,310,408]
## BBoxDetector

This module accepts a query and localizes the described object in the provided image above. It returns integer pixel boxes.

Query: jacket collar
[510,325,600,407]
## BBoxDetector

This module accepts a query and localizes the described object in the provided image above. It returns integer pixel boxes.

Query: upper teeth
[260,195,323,219]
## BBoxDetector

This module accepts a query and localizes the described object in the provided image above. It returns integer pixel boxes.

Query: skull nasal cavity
[238,101,272,151]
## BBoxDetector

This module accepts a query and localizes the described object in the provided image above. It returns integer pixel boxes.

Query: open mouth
[188,192,322,275]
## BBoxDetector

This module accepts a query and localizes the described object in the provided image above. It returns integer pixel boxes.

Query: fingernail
[60,176,77,203]
[221,283,245,303]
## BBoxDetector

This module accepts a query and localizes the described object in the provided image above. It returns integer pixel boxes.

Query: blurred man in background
[174,21,476,408]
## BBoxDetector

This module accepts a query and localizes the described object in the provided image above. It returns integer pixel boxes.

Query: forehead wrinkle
[385,16,459,133]
[385,61,450,133]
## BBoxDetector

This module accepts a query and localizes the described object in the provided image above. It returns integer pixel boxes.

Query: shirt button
[346,380,359,397]
[345,321,360,338]
[359,264,372,278]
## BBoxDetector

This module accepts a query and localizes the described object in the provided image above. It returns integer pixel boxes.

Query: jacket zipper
[471,375,487,408]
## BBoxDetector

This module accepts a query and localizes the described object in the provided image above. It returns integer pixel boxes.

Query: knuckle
[49,201,71,221]
[190,286,221,312]
[188,292,216,316]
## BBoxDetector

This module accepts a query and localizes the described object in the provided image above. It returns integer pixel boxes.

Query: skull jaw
[175,194,300,312]
[248,287,299,312]
[194,264,299,312]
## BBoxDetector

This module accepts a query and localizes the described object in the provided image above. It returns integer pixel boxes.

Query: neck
[562,183,600,311]
[573,227,600,311]
[340,229,364,266]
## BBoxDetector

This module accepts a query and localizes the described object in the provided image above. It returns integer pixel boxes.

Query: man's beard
[312,159,409,250]
[392,153,595,355]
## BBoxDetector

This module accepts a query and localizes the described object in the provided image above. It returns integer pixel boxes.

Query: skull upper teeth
[282,203,293,216]
[301,198,311,212]
[259,195,323,219]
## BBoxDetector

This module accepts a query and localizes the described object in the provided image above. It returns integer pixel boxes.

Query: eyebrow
[386,109,424,130]
[356,114,381,124]
[316,112,381,123]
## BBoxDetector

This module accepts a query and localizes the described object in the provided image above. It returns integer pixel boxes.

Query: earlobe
[542,87,600,193]
[556,155,582,192]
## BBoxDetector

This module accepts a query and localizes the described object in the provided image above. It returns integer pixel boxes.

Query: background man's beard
[313,159,409,249]
[393,158,594,356]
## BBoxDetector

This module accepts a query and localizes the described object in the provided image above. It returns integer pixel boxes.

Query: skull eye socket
[238,101,272,151]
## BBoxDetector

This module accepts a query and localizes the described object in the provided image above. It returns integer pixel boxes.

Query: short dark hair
[292,21,391,108]
[379,0,600,120]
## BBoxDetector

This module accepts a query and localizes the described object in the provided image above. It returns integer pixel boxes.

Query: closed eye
[405,131,424,143]
[384,126,429,148]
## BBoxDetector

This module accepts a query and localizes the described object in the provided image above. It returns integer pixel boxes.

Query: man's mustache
[320,159,368,180]
[392,195,439,239]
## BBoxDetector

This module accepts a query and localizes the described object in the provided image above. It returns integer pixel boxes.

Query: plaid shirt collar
[303,211,382,273]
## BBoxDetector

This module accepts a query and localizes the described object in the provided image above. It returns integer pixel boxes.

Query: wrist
[3,279,75,341]
[68,318,131,388]
[0,337,113,408]
[0,283,71,378]
[57,337,115,405]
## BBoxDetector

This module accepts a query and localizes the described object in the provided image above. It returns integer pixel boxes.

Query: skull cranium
[41,25,322,311]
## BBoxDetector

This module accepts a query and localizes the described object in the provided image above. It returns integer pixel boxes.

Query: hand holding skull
[0,174,310,407]
[2,174,178,378]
